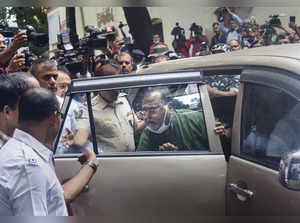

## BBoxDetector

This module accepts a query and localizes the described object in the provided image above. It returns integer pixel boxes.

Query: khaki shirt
[0,130,9,149]
[77,94,136,152]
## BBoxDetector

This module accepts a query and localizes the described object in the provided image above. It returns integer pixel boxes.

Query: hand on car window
[159,143,179,151]
[62,128,75,148]
[78,147,99,167]
[214,121,231,138]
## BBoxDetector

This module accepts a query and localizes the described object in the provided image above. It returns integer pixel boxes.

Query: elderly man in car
[137,88,225,151]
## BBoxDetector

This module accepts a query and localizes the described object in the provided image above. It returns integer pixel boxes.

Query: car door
[54,71,227,219]
[227,67,300,215]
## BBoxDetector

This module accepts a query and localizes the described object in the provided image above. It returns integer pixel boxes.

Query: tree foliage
[0,8,8,27]
[8,7,48,33]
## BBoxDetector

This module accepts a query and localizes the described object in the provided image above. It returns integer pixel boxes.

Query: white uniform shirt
[0,129,68,216]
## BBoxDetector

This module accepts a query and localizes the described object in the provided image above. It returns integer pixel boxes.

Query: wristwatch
[83,160,98,174]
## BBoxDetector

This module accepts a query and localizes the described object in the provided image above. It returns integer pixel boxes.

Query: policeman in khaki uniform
[62,62,145,153]
[77,92,137,152]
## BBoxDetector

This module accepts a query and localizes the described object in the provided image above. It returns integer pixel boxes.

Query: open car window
[54,83,215,155]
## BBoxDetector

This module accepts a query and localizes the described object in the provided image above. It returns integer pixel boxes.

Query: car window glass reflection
[135,84,209,152]
[55,84,212,154]
[241,84,299,168]
[56,93,93,155]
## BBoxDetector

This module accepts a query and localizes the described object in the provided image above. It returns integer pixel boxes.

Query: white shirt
[0,129,68,216]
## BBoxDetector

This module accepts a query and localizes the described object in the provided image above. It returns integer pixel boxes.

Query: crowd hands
[3,7,293,155]
[0,9,260,216]
[1,8,299,77]
[0,7,263,156]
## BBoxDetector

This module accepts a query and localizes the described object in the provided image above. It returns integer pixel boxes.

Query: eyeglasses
[142,105,162,115]
[118,61,130,65]
[57,83,70,90]
[55,109,64,119]
[42,73,58,81]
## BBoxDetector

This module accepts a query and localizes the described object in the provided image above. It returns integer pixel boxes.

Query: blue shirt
[0,129,68,216]
[219,13,247,43]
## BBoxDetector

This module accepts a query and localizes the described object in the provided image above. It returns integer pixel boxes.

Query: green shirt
[137,109,209,151]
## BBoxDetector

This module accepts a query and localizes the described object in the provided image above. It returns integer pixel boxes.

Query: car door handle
[228,183,254,202]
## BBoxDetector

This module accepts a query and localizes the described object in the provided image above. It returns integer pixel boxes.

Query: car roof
[137,44,300,74]
[69,44,300,93]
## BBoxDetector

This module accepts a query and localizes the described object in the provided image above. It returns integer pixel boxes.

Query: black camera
[171,23,185,39]
[189,23,198,32]
[56,33,82,74]
[22,49,35,68]
[189,23,203,35]
[24,25,48,47]
[83,25,116,50]
[269,15,281,26]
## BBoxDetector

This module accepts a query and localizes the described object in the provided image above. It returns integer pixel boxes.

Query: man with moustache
[30,58,58,93]
[116,52,134,74]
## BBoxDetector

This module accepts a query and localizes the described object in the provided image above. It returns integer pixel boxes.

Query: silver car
[54,43,300,218]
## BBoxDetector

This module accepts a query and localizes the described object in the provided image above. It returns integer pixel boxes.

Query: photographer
[210,22,227,49]
[289,21,300,42]
[171,23,189,58]
[185,24,209,57]
[0,31,27,67]
[218,7,248,44]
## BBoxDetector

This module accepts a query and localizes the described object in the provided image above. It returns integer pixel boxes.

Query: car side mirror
[279,150,300,190]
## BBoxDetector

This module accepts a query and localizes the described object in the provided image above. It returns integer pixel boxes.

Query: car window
[241,83,299,169]
[204,74,240,93]
[204,73,240,157]
[55,93,93,155]
[55,83,214,155]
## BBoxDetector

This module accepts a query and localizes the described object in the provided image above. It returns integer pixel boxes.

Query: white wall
[49,7,300,52]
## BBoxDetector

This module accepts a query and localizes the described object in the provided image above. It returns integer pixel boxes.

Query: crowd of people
[0,7,299,216]
[170,7,300,57]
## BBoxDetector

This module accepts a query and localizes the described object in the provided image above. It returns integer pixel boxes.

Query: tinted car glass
[55,83,212,155]
[241,83,299,169]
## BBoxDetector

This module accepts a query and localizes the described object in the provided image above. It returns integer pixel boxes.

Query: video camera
[81,25,116,51]
[56,32,82,74]
[268,14,282,26]
[56,25,117,74]
[0,24,17,38]
[261,14,285,45]
[189,23,203,36]
[24,25,48,47]
[171,22,186,40]
[22,49,35,69]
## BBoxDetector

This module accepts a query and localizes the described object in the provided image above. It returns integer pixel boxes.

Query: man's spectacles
[118,61,130,65]
[42,74,58,81]
[142,105,162,114]
[55,109,64,119]
[57,83,70,90]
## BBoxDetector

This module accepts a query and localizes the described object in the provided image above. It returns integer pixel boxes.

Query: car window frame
[234,66,300,170]
[54,70,227,157]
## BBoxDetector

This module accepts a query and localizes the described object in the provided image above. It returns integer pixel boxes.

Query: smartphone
[290,16,296,23]
[17,46,29,55]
